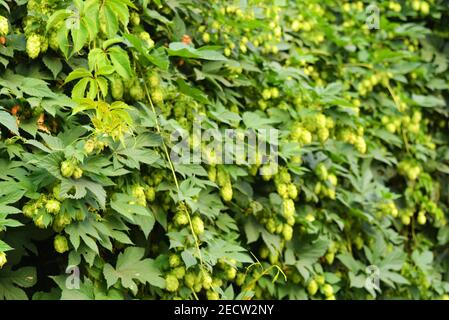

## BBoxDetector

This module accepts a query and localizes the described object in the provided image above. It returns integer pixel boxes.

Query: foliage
[0,0,449,300]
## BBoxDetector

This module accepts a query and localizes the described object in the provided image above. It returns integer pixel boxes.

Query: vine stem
[244,262,287,296]
[136,64,205,273]
[385,82,410,153]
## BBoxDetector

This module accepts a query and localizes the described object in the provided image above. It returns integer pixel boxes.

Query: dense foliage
[1,0,449,300]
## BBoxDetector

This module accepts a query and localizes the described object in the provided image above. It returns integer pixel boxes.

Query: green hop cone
[216,167,229,187]
[220,183,233,202]
[54,235,69,254]
[72,167,83,179]
[53,213,71,232]
[26,34,41,59]
[226,267,237,280]
[111,77,124,100]
[146,72,160,88]
[130,11,140,26]
[206,291,220,300]
[307,279,318,296]
[315,163,328,181]
[165,274,179,292]
[169,254,181,268]
[202,32,211,43]
[45,199,61,214]
[60,160,75,178]
[328,174,338,187]
[277,183,288,198]
[417,212,427,225]
[34,215,46,229]
[53,184,64,201]
[192,216,205,235]
[139,31,154,48]
[184,272,196,288]
[40,35,48,53]
[322,284,334,297]
[282,224,293,241]
[354,136,367,154]
[0,251,7,268]
[23,203,36,218]
[173,266,186,279]
[315,275,325,286]
[129,80,145,101]
[145,186,156,202]
[49,31,59,51]
[84,139,96,154]
[151,89,164,104]
[325,252,335,265]
[0,16,8,35]
[174,211,189,227]
[208,166,217,182]
[282,199,295,217]
[287,184,298,199]
[202,273,213,290]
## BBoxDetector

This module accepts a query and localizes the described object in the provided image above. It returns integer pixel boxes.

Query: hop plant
[282,199,295,218]
[54,235,69,254]
[84,139,96,154]
[111,77,124,100]
[145,186,156,202]
[129,80,145,101]
[165,274,179,292]
[147,72,160,88]
[192,216,205,235]
[26,34,41,59]
[60,160,75,178]
[45,199,61,214]
[139,31,154,48]
[151,88,164,104]
[0,16,8,35]
[130,11,140,26]
[0,251,7,268]
[307,279,318,296]
[220,183,233,202]
[169,254,181,268]
[174,210,189,227]
[322,284,334,298]
[72,167,83,180]
[282,224,293,241]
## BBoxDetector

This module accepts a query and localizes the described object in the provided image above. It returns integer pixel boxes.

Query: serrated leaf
[103,247,164,295]
[109,46,133,80]
[0,109,19,135]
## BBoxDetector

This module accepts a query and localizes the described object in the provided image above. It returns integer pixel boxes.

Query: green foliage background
[0,0,449,300]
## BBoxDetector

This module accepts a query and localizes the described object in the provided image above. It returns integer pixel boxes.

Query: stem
[386,82,410,153]
[136,63,205,271]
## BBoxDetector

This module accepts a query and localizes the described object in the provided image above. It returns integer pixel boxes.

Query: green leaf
[100,4,119,38]
[181,249,197,269]
[65,68,91,84]
[46,10,71,33]
[0,240,12,252]
[42,56,63,79]
[0,267,37,300]
[71,77,90,99]
[108,46,133,79]
[176,79,210,104]
[167,42,227,61]
[103,247,164,295]
[412,94,446,108]
[110,193,153,221]
[0,109,19,135]
[337,253,365,272]
[205,239,253,265]
[71,20,89,53]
